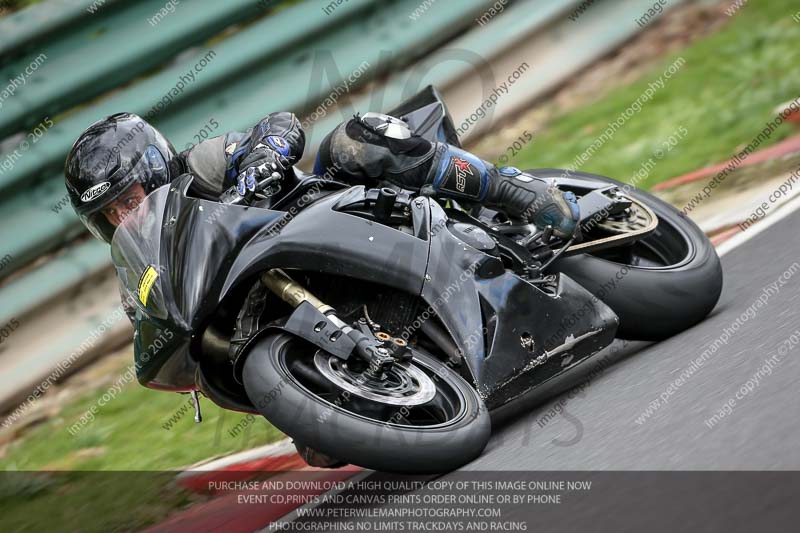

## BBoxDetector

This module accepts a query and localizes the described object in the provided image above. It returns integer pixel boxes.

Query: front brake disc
[313,351,436,406]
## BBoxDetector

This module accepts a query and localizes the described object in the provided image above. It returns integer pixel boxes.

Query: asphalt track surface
[475,208,800,472]
[283,207,800,533]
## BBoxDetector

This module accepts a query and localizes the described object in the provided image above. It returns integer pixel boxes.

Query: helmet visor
[80,145,169,243]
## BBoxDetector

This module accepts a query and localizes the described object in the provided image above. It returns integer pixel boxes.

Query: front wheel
[242,333,491,474]
[529,168,723,341]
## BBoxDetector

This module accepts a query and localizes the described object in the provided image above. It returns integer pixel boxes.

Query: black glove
[234,145,288,197]
[220,113,304,202]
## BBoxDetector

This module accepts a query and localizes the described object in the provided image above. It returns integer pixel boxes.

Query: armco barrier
[0,0,381,198]
[298,0,585,155]
[0,0,123,63]
[0,0,490,284]
[0,0,268,139]
[0,239,107,328]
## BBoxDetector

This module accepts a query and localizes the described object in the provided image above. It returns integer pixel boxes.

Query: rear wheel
[528,168,723,341]
[242,332,491,473]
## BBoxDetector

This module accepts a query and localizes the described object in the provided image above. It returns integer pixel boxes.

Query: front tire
[529,168,723,341]
[242,333,491,474]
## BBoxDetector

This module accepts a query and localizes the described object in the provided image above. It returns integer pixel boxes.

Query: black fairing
[421,201,618,409]
[388,85,462,147]
[112,174,284,389]
[112,174,431,389]
[112,173,617,408]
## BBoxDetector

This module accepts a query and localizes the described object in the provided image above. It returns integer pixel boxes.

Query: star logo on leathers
[451,157,473,192]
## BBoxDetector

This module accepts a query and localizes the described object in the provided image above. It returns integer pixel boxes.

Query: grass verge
[1,353,283,471]
[0,353,284,530]
[0,471,201,532]
[510,0,800,190]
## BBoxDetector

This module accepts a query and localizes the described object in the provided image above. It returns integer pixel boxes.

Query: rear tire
[528,168,723,341]
[242,333,491,474]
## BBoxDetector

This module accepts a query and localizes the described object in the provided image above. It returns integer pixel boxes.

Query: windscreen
[110,183,171,320]
[109,176,287,329]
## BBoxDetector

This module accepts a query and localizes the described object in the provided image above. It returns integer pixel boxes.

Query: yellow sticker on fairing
[138,265,159,306]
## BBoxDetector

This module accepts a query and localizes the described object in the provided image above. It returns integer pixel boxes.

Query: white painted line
[696,174,800,234]
[716,192,800,257]
[178,438,296,475]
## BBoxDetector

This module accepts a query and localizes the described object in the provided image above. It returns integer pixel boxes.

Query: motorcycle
[111,86,722,473]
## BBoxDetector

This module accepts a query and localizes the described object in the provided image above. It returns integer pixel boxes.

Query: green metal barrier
[0,239,107,327]
[0,0,123,62]
[300,0,583,153]
[0,0,491,283]
[0,0,380,197]
[0,0,271,139]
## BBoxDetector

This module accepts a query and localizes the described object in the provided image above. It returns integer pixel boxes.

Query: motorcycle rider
[64,110,580,466]
[65,111,579,243]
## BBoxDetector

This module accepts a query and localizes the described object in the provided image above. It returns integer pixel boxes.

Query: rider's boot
[315,113,579,238]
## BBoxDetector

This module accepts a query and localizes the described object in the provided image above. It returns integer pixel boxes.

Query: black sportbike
[112,87,721,473]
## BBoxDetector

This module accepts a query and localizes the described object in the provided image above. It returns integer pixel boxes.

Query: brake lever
[220,185,248,205]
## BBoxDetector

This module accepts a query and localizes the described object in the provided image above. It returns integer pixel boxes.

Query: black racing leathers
[315,115,580,238]
[179,112,577,240]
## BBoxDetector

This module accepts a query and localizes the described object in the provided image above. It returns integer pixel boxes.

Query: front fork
[259,269,408,378]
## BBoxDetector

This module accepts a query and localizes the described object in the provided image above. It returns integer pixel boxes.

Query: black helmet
[65,113,176,242]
